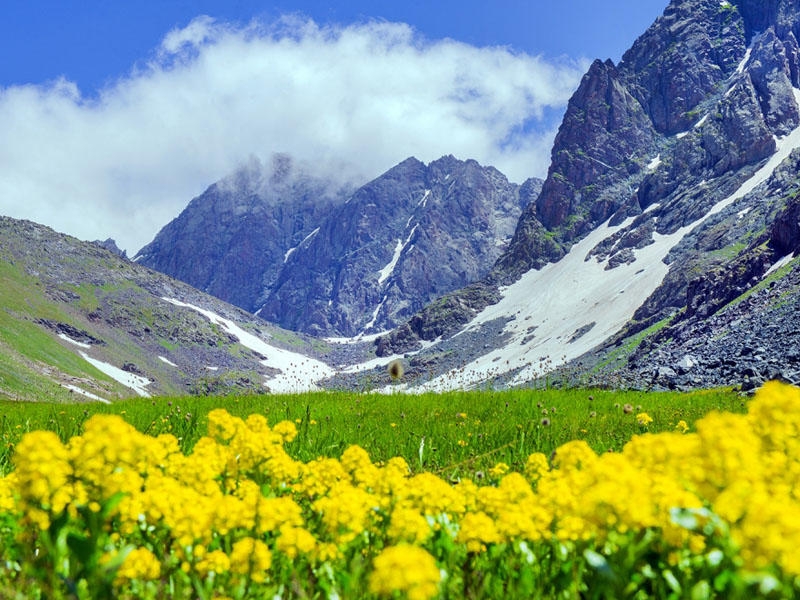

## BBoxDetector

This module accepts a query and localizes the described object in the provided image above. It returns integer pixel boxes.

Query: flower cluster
[1,381,800,598]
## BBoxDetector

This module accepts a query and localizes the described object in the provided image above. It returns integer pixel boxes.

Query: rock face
[356,0,800,391]
[259,156,535,336]
[135,155,351,313]
[135,0,800,391]
[139,154,536,337]
[496,0,792,284]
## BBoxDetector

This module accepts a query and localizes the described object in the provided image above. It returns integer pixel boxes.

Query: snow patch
[764,253,795,278]
[377,225,418,285]
[340,338,438,375]
[402,101,800,392]
[159,356,178,367]
[694,114,709,129]
[417,189,431,208]
[284,227,320,263]
[737,207,752,219]
[61,384,110,404]
[79,352,151,397]
[647,154,662,170]
[162,298,334,392]
[324,331,387,344]
[59,334,91,349]
[676,131,689,139]
[736,46,752,75]
[362,295,388,333]
[378,240,404,285]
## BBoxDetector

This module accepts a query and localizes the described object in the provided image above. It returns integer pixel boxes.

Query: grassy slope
[0,259,126,401]
[0,387,745,477]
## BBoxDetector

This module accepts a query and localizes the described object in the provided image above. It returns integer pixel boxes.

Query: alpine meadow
[5,0,800,599]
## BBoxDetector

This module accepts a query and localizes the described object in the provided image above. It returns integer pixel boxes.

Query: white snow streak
[162,298,334,392]
[284,227,320,263]
[377,225,418,285]
[60,384,110,404]
[59,334,91,349]
[378,240,404,285]
[158,355,178,367]
[646,154,662,170]
[764,253,796,278]
[694,114,709,129]
[736,47,752,75]
[79,351,152,397]
[362,295,388,333]
[417,189,431,208]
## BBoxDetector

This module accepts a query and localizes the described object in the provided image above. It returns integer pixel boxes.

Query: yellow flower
[276,524,317,559]
[115,547,161,581]
[13,430,73,525]
[636,413,654,427]
[524,452,550,483]
[368,545,441,600]
[457,511,502,552]
[675,420,689,433]
[488,462,510,477]
[195,549,231,577]
[230,537,272,583]
[272,420,298,443]
[312,482,377,543]
[387,505,432,544]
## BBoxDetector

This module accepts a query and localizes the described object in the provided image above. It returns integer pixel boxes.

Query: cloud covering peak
[0,15,586,253]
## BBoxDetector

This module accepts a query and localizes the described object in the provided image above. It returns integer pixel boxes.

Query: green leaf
[100,491,127,518]
[690,580,711,600]
[662,569,681,593]
[66,531,95,564]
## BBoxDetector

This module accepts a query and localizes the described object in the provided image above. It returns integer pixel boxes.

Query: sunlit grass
[0,387,744,477]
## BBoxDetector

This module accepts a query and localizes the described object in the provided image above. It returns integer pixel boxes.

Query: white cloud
[0,16,586,253]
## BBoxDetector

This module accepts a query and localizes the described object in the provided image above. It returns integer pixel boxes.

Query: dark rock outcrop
[135,155,351,313]
[259,156,534,336]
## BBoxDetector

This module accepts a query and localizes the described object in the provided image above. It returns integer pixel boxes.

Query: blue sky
[0,0,668,252]
[2,1,667,93]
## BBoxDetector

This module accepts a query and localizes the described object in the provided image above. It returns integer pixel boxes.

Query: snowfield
[396,93,800,392]
[162,298,335,393]
[78,351,152,397]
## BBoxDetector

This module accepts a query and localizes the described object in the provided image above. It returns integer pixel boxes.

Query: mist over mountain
[135,154,354,313]
[139,154,539,337]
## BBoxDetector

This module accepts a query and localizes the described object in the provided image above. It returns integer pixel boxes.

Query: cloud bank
[0,16,586,253]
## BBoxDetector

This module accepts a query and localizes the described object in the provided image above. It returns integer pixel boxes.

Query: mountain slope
[139,153,539,337]
[135,155,352,313]
[259,155,537,336]
[355,0,800,391]
[0,216,334,401]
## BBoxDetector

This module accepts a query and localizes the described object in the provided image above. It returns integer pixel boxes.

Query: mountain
[0,216,336,402]
[352,0,800,392]
[259,155,537,336]
[139,153,539,337]
[135,154,352,313]
[10,0,800,398]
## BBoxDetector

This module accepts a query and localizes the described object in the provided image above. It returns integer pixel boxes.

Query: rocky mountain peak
[135,154,352,312]
[257,155,535,336]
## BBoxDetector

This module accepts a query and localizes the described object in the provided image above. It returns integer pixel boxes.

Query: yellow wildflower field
[0,382,798,598]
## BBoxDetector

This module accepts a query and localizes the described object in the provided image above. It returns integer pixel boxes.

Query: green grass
[0,259,125,399]
[0,387,745,478]
[723,254,800,311]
